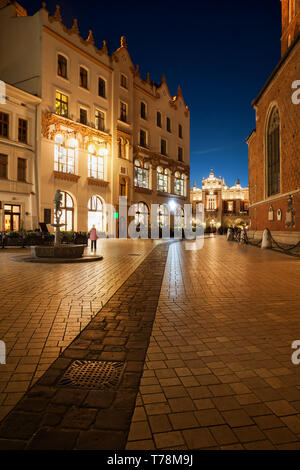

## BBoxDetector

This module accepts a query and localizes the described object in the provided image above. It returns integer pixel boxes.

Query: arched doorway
[55,191,74,231]
[88,195,105,233]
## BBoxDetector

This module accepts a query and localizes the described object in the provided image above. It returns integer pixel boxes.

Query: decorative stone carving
[70,18,79,35]
[268,206,274,221]
[277,209,282,221]
[285,195,296,227]
[86,30,94,45]
[261,228,272,249]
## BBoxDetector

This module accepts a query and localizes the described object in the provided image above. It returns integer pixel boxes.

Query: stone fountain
[30,189,85,260]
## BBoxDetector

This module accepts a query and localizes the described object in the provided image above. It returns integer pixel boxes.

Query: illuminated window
[55,92,68,117]
[158,204,169,227]
[80,67,88,89]
[55,191,74,231]
[157,166,169,193]
[88,145,104,180]
[54,134,75,174]
[174,171,185,196]
[207,195,216,210]
[18,119,27,143]
[134,160,149,188]
[120,177,127,196]
[132,202,148,226]
[88,195,104,232]
[266,107,280,197]
[57,54,67,78]
[0,154,8,178]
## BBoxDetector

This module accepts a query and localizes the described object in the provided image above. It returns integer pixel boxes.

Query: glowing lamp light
[168,199,177,212]
[99,147,108,157]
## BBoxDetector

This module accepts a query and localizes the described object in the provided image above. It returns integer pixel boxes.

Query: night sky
[22,0,282,188]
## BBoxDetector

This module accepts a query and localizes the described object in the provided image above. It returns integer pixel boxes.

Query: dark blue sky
[23,0,282,188]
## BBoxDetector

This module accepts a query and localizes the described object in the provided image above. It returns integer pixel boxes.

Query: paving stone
[182,428,217,449]
[233,425,266,443]
[76,430,126,450]
[154,431,185,449]
[266,400,298,417]
[194,409,225,426]
[169,412,199,430]
[128,421,152,441]
[27,428,79,450]
[148,414,172,433]
[61,407,97,429]
[210,425,239,445]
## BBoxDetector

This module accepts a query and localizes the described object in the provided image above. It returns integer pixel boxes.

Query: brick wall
[248,40,300,232]
[250,192,300,232]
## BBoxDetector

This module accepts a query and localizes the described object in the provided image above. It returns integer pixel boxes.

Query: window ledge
[134,186,152,194]
[87,177,109,187]
[53,171,80,182]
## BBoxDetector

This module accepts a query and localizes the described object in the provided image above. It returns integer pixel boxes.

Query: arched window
[54,134,76,174]
[120,177,127,197]
[88,144,104,180]
[157,167,169,193]
[88,195,105,232]
[134,160,149,188]
[174,171,185,196]
[132,202,149,226]
[158,204,170,227]
[266,107,280,197]
[55,191,74,231]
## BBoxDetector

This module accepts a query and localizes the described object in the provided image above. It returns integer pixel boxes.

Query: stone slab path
[126,238,300,450]
[0,239,160,422]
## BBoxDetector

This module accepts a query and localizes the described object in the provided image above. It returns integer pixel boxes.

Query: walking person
[89,225,98,251]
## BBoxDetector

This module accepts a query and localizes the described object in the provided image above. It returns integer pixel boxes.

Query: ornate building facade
[247,0,300,244]
[191,170,249,230]
[0,82,41,231]
[0,1,190,234]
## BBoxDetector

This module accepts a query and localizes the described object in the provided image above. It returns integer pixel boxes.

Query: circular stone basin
[31,244,85,259]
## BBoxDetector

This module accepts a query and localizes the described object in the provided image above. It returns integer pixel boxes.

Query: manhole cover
[58,360,125,390]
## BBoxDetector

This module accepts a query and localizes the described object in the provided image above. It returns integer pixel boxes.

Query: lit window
[134,160,149,189]
[174,172,185,196]
[157,166,169,193]
[55,191,74,231]
[88,145,104,180]
[54,134,75,174]
[88,195,104,232]
[55,92,68,117]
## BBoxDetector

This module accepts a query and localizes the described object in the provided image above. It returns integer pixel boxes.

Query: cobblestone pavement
[127,238,300,450]
[0,242,169,450]
[0,239,160,422]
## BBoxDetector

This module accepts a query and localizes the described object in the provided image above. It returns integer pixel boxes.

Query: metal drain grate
[58,360,125,390]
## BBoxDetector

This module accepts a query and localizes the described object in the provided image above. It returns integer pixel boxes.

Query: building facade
[191,169,249,230]
[247,0,300,244]
[0,1,190,234]
[0,82,41,231]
